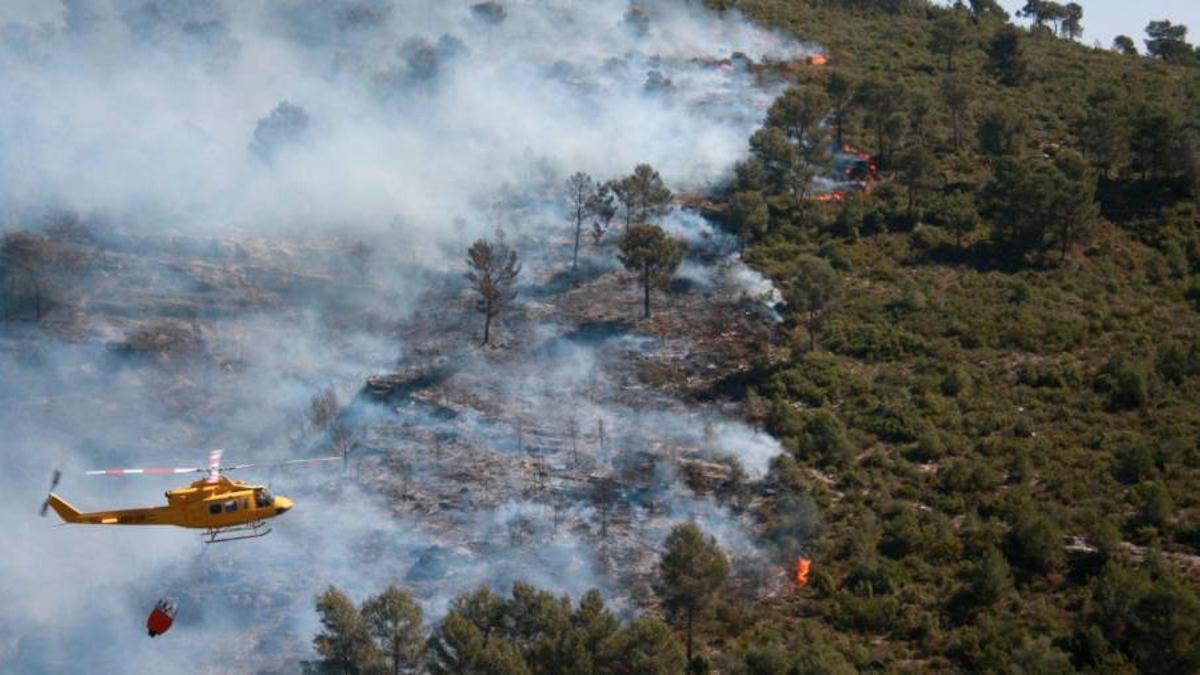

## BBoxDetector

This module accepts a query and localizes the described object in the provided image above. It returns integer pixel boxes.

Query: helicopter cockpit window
[255,489,272,508]
[208,503,222,515]
[222,500,237,513]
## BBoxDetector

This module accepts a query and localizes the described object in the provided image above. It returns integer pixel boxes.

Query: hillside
[712,0,1200,671]
[2,1,1199,673]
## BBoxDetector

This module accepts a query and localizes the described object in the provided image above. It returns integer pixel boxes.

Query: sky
[995,0,1200,50]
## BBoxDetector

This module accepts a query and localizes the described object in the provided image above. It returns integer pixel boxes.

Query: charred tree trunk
[569,415,578,467]
[642,264,651,318]
[573,222,582,275]
[482,301,492,346]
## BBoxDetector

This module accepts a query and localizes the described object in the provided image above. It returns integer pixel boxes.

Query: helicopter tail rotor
[39,470,62,517]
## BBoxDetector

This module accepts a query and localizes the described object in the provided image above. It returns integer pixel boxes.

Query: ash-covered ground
[2,198,793,674]
[0,1,817,672]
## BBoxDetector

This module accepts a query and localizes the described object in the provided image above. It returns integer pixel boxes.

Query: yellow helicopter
[41,449,338,543]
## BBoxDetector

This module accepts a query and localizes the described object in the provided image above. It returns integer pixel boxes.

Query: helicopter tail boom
[46,494,82,523]
[46,494,169,526]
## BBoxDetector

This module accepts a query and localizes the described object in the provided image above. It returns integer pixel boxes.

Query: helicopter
[40,449,338,543]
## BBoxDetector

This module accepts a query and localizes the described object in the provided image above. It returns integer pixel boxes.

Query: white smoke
[0,1,813,671]
[0,0,813,258]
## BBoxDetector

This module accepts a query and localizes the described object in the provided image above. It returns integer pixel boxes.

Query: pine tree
[618,223,683,319]
[362,585,424,675]
[654,523,730,664]
[313,586,378,674]
[465,233,521,345]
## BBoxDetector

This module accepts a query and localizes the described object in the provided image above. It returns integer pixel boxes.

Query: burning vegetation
[794,556,812,588]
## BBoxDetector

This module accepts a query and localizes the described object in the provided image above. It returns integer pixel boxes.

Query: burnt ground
[4,214,800,669]
[349,220,797,607]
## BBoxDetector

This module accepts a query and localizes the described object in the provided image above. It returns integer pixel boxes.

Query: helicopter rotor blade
[222,457,341,472]
[85,467,203,476]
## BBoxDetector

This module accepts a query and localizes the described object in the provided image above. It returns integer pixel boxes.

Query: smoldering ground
[1,1,816,672]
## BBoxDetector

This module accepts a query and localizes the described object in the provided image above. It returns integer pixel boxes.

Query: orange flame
[793,557,812,588]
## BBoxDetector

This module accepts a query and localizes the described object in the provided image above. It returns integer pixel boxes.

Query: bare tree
[593,478,618,545]
[308,386,339,434]
[332,423,354,474]
[565,172,595,274]
[568,413,579,466]
[465,233,521,346]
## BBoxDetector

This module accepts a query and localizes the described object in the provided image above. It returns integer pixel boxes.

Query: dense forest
[724,0,1200,672]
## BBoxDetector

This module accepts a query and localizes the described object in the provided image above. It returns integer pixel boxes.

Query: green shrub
[1134,481,1174,529]
[1096,357,1153,411]
[1112,440,1157,484]
[907,429,945,462]
[940,367,973,397]
[824,320,931,361]
[940,454,1002,495]
[1005,510,1065,575]
[859,402,926,444]
[910,224,941,251]
[795,409,855,467]
[1155,339,1200,384]
[1094,563,1200,673]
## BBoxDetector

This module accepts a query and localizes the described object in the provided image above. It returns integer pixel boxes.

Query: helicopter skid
[203,520,272,544]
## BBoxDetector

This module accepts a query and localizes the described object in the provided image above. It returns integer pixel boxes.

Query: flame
[793,556,811,588]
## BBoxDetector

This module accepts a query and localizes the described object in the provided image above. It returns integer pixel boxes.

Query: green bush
[1112,440,1157,484]
[940,367,973,397]
[824,320,931,361]
[794,409,856,467]
[1155,339,1200,384]
[1134,481,1174,529]
[1096,357,1153,411]
[1005,510,1065,575]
